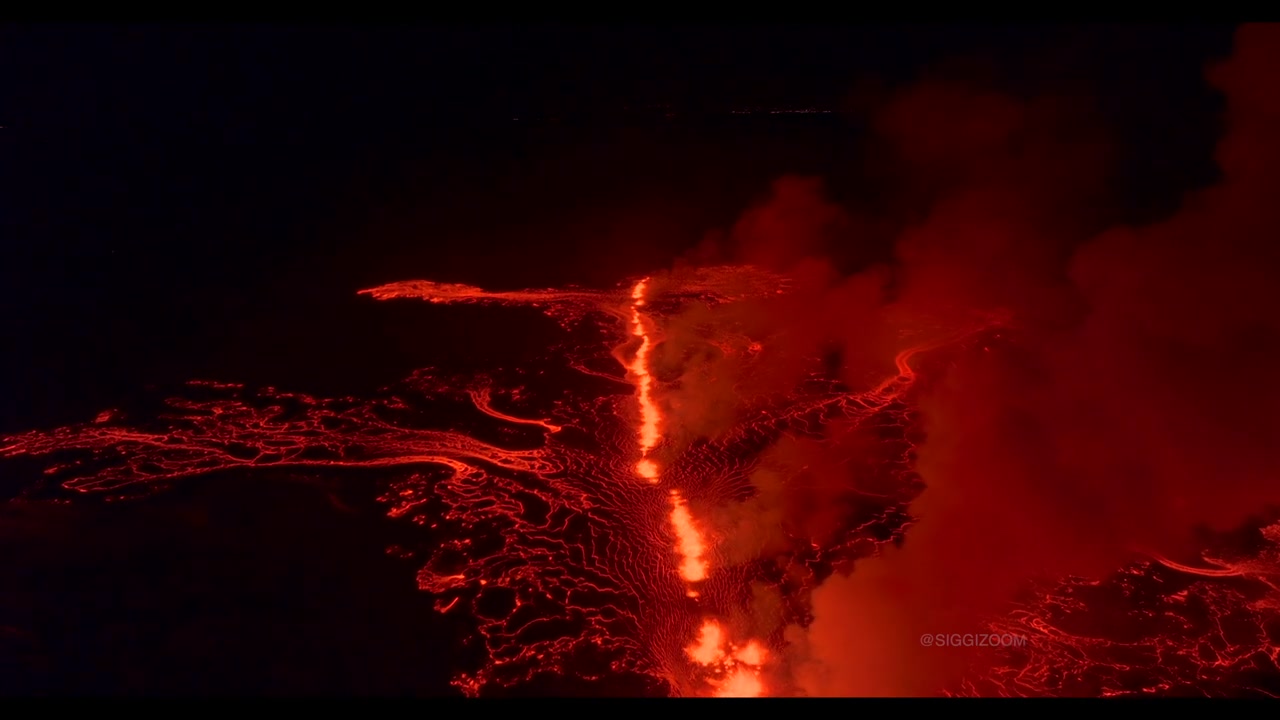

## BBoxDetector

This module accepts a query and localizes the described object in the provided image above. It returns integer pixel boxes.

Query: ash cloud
[661,24,1280,695]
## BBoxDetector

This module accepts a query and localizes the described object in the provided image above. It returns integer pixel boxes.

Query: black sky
[0,26,1237,430]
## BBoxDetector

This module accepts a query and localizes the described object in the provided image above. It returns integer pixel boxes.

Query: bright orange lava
[686,619,727,665]
[682,618,769,698]
[628,279,661,482]
[733,641,766,666]
[668,490,708,583]
[636,458,658,481]
[715,667,765,698]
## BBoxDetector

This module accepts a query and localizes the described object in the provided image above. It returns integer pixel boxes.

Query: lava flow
[628,279,661,482]
[2,265,1278,697]
[626,277,768,696]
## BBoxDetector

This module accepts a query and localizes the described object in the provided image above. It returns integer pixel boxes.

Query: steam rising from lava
[3,24,1280,698]
[643,23,1280,696]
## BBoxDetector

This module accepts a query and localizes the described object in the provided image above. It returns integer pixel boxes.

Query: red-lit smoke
[642,24,1280,696]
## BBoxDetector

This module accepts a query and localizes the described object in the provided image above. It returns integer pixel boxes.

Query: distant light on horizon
[730,107,834,115]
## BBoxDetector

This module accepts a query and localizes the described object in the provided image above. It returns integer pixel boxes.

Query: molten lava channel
[5,267,1277,698]
[628,279,662,482]
[626,278,769,697]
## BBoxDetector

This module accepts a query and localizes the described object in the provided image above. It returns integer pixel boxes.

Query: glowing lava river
[2,265,1278,697]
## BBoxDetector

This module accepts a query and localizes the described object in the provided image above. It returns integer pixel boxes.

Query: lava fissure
[2,266,1278,697]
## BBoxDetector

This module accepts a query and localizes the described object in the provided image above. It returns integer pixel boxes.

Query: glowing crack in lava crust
[628,279,661,482]
[629,277,766,695]
[3,265,1279,697]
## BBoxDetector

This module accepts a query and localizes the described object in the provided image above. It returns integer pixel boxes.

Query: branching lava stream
[3,265,1278,697]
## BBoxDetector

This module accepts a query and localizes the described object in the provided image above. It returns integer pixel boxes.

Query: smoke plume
[658,23,1280,695]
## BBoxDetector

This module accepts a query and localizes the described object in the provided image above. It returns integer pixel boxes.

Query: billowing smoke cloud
[652,193,897,442]
[658,24,1280,695]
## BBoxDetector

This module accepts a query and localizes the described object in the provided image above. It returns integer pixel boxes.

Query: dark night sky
[0,24,1243,696]
[0,25,1237,432]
